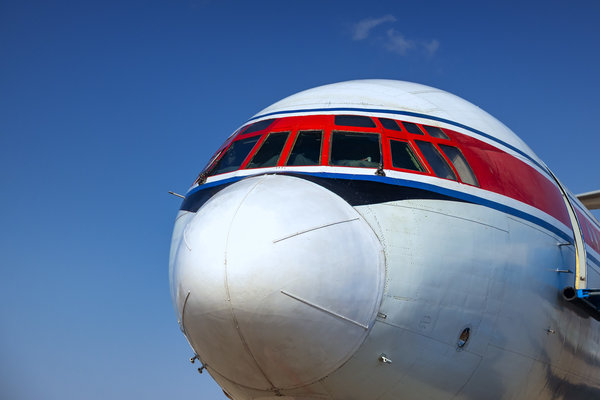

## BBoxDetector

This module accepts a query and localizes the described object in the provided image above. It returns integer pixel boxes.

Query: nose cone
[171,175,385,390]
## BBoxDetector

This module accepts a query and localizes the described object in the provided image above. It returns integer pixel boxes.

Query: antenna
[168,191,185,199]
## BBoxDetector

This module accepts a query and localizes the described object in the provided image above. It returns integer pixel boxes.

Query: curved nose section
[171,175,385,390]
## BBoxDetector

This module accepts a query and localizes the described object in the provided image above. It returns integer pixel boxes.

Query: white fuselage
[169,80,600,399]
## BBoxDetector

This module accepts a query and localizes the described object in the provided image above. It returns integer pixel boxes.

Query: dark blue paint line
[187,171,573,244]
[186,175,242,197]
[291,171,573,243]
[588,252,600,268]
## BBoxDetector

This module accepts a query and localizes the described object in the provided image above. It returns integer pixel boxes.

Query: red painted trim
[576,208,600,255]
[206,114,572,229]
[447,129,570,227]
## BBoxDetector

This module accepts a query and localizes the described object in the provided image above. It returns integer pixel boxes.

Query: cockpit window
[334,115,376,128]
[415,140,457,181]
[240,119,276,135]
[330,132,381,168]
[438,144,479,186]
[403,122,424,135]
[246,132,290,169]
[422,125,449,139]
[379,118,402,131]
[389,140,426,172]
[208,136,260,176]
[286,130,322,166]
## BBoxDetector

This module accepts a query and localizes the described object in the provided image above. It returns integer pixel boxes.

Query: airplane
[168,80,600,399]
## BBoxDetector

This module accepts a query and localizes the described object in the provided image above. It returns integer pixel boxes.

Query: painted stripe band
[183,171,574,246]
[247,107,548,174]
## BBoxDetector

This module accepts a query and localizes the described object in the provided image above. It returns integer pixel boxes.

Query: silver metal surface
[168,80,600,399]
[170,175,385,392]
[170,192,600,399]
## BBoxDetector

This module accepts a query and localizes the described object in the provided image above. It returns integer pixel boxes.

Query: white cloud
[351,16,440,57]
[352,14,440,57]
[352,15,396,40]
[424,39,440,56]
[384,28,415,55]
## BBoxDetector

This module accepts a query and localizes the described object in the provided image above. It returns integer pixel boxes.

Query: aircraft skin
[168,80,600,399]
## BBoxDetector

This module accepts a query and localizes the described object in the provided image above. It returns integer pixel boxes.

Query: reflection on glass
[415,141,457,180]
[422,125,449,139]
[334,115,376,128]
[286,131,322,166]
[380,118,402,131]
[330,132,381,168]
[246,132,289,169]
[208,136,260,175]
[439,144,478,186]
[390,140,426,172]
[403,122,424,135]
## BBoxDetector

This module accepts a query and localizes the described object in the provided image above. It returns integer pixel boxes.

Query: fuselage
[169,80,600,399]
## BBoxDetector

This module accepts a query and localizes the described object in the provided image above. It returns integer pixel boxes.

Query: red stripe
[222,115,572,228]
[449,130,570,227]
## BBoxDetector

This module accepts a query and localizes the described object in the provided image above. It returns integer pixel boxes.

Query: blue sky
[1,1,599,399]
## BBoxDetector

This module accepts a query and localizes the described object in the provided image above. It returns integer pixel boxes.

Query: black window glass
[422,125,449,139]
[330,132,381,168]
[380,118,402,131]
[390,140,426,172]
[438,144,479,186]
[241,119,276,135]
[403,122,424,135]
[334,115,376,128]
[286,130,322,166]
[246,132,290,169]
[208,136,260,175]
[415,141,457,180]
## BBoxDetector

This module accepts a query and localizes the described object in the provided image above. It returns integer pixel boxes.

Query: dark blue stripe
[188,175,241,192]
[294,171,573,243]
[588,251,600,268]
[188,171,573,244]
[247,107,548,173]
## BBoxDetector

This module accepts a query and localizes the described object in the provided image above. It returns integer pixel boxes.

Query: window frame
[207,133,263,176]
[387,138,429,174]
[200,115,478,185]
[401,121,425,135]
[334,115,377,128]
[239,118,277,135]
[284,129,324,167]
[420,125,450,140]
[413,140,458,181]
[244,131,291,170]
[437,143,479,186]
[378,117,403,132]
[328,130,383,169]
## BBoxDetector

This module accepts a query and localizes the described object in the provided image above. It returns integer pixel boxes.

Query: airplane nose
[171,174,385,391]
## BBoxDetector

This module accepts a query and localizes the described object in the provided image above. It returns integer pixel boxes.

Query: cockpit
[198,114,479,187]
